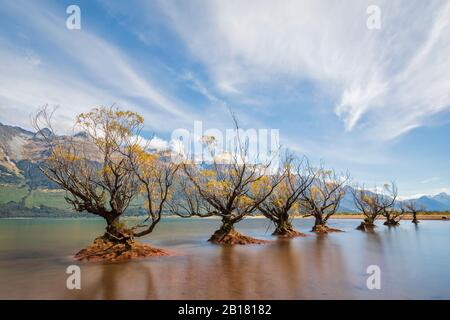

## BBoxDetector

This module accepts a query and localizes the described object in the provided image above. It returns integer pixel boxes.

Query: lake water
[0,217,449,299]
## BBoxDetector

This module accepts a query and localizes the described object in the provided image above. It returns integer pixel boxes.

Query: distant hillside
[0,122,69,188]
[413,194,450,211]
[2,122,450,217]
[0,122,101,188]
[0,122,143,217]
[338,187,450,212]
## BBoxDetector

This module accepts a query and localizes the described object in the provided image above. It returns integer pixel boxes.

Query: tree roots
[383,219,400,226]
[356,222,376,232]
[312,224,342,233]
[272,227,307,238]
[74,236,169,262]
[208,228,268,245]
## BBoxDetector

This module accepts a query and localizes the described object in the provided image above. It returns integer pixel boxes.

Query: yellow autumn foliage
[48,146,80,162]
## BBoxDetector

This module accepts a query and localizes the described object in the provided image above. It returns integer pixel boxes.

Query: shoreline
[1,214,449,221]
[329,214,450,221]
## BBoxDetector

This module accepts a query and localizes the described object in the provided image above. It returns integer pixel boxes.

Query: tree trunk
[356,221,375,231]
[104,216,133,246]
[311,215,335,233]
[311,215,323,229]
[357,217,376,231]
[384,218,399,226]
[208,217,267,245]
[412,213,419,224]
[209,217,235,243]
[74,215,168,262]
[273,219,305,237]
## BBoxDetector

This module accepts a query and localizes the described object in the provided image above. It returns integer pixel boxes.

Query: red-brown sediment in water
[312,225,343,234]
[272,228,307,238]
[208,229,269,245]
[74,237,169,262]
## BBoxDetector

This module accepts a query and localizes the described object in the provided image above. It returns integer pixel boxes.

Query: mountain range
[1,122,450,217]
[338,187,450,212]
[0,122,52,185]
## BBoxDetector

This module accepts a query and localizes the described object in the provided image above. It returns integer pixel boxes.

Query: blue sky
[1,0,450,197]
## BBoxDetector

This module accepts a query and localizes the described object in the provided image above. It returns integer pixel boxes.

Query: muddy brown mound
[356,222,376,232]
[273,229,307,238]
[208,229,269,245]
[384,220,400,226]
[312,225,343,233]
[74,237,169,262]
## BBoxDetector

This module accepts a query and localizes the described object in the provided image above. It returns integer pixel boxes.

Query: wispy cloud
[1,0,450,196]
[0,0,195,133]
[420,177,441,184]
[161,0,450,141]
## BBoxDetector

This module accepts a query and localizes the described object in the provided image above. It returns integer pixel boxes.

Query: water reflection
[0,218,450,299]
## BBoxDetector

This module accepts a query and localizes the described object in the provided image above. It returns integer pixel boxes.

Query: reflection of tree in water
[361,227,413,299]
[65,261,155,300]
[360,224,385,271]
[217,246,245,299]
[365,228,383,248]
[164,248,222,299]
[303,234,353,299]
[213,240,305,299]
[177,244,297,299]
[217,242,302,299]
[362,230,385,279]
[383,223,408,267]
[365,224,411,298]
[63,235,358,299]
[150,243,304,299]
[268,239,304,298]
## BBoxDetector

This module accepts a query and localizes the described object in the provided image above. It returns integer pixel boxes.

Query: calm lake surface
[0,217,449,299]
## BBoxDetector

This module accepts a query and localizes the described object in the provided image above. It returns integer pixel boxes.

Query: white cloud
[2,0,449,196]
[183,72,222,105]
[161,0,450,141]
[0,0,195,133]
[0,49,115,132]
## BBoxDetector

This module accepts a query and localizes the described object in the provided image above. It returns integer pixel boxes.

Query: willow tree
[168,171,215,219]
[33,106,177,261]
[351,183,397,231]
[382,207,403,226]
[180,162,281,244]
[257,153,314,237]
[299,168,349,233]
[129,148,179,237]
[402,200,422,224]
[174,118,282,244]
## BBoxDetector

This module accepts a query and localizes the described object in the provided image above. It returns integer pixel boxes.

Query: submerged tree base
[312,225,342,233]
[273,228,307,238]
[383,220,400,226]
[356,222,376,232]
[208,228,268,245]
[74,236,169,262]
